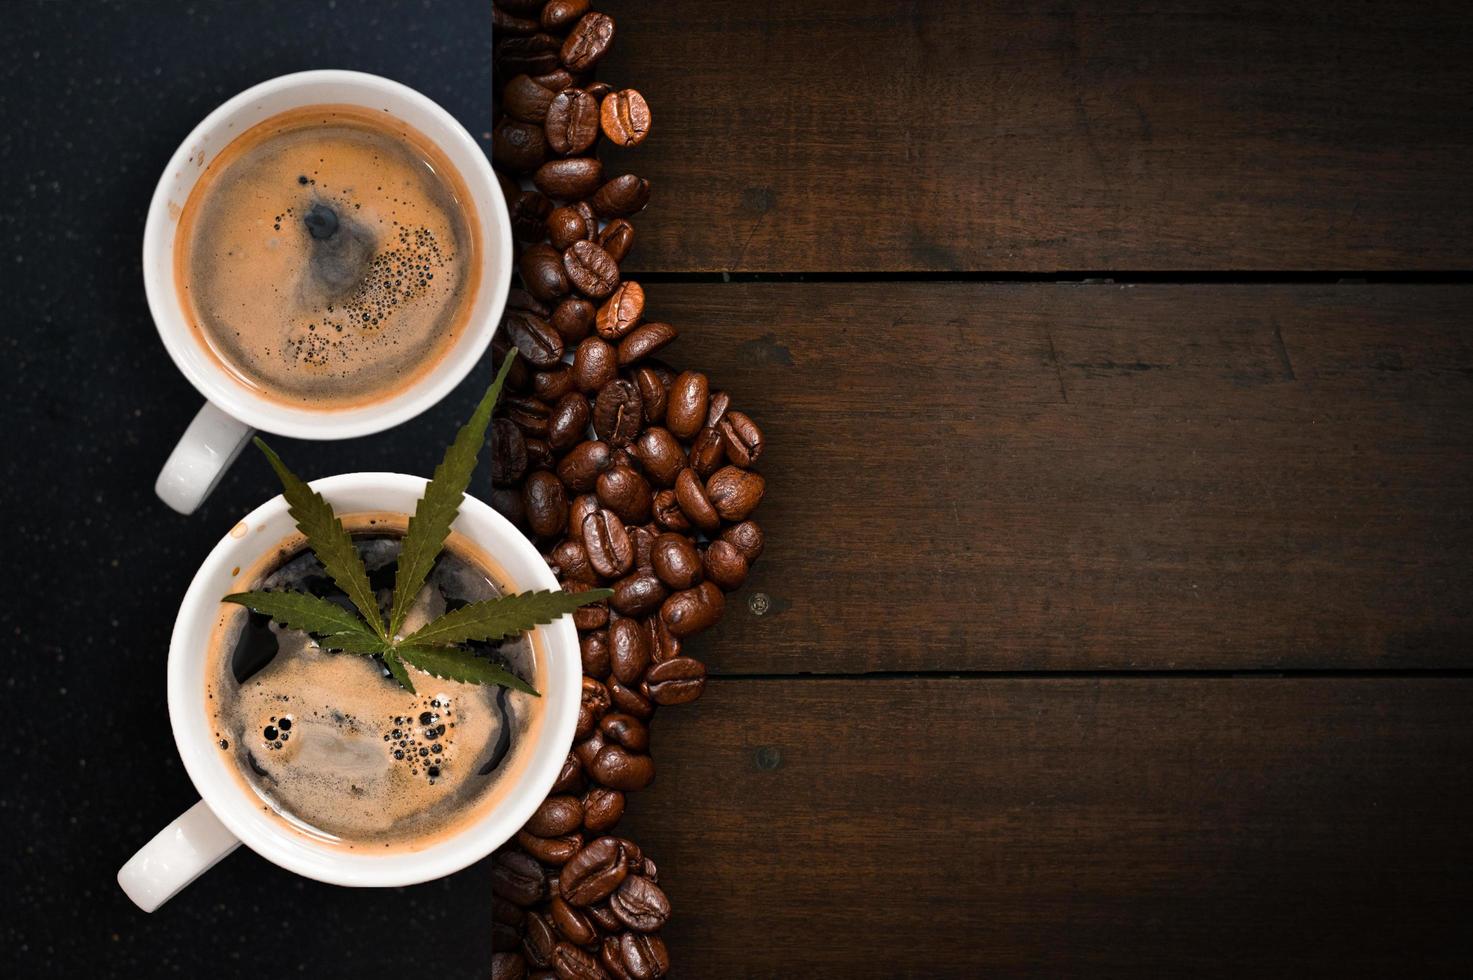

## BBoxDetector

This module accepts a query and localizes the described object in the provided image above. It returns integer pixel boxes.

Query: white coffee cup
[117,472,579,912]
[145,70,511,515]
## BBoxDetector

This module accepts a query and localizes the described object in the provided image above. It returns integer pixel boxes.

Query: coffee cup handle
[117,799,242,912]
[156,401,255,515]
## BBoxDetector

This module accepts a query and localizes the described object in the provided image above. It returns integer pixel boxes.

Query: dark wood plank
[649,283,1473,672]
[599,1,1473,272]
[619,677,1473,977]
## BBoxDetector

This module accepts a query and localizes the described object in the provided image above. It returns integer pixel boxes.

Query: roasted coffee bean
[650,533,702,590]
[519,243,570,302]
[660,582,725,638]
[498,32,562,78]
[552,941,605,980]
[706,465,766,521]
[645,656,707,705]
[526,438,556,472]
[534,157,603,200]
[493,849,548,906]
[492,952,527,980]
[492,486,527,529]
[593,379,643,448]
[596,465,653,524]
[673,468,720,532]
[523,910,558,968]
[600,89,651,148]
[550,896,599,947]
[511,190,554,242]
[493,5,539,36]
[664,371,708,440]
[601,937,632,980]
[557,439,613,493]
[564,578,610,630]
[599,712,650,753]
[560,837,630,906]
[580,629,612,678]
[528,794,585,837]
[610,876,671,933]
[544,89,600,156]
[532,67,576,92]
[687,426,726,478]
[507,309,566,369]
[598,219,635,263]
[505,74,557,123]
[548,393,592,451]
[551,297,596,344]
[573,336,619,392]
[617,322,676,367]
[494,119,550,173]
[590,174,651,218]
[595,281,644,341]
[564,240,620,299]
[551,538,594,582]
[582,787,625,833]
[552,751,584,795]
[582,509,634,578]
[620,932,670,980]
[577,675,612,739]
[704,389,731,429]
[524,470,570,539]
[518,830,583,866]
[574,730,607,770]
[703,539,749,591]
[591,744,654,791]
[591,902,624,935]
[629,523,658,571]
[628,367,666,425]
[533,365,577,402]
[569,493,601,538]
[561,12,615,71]
[608,619,650,685]
[630,428,681,487]
[494,894,527,928]
[540,0,589,31]
[504,395,552,439]
[606,676,654,720]
[717,410,764,468]
[492,418,528,486]
[508,286,550,317]
[497,0,548,13]
[651,490,691,533]
[644,615,681,663]
[720,519,765,562]
[610,571,667,618]
[547,204,592,250]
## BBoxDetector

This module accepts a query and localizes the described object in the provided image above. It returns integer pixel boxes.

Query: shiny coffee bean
[518,243,570,301]
[548,392,592,451]
[527,795,585,837]
[505,74,557,123]
[551,751,584,795]
[582,787,625,833]
[551,297,596,343]
[608,619,650,685]
[517,830,582,866]
[705,389,731,429]
[687,425,726,478]
[564,240,620,299]
[591,903,624,936]
[595,281,644,341]
[651,490,691,533]
[572,336,619,392]
[561,12,615,72]
[632,428,682,487]
[506,309,565,369]
[599,219,635,262]
[526,437,556,472]
[607,676,654,720]
[591,744,654,791]
[664,371,708,440]
[493,5,539,36]
[498,32,561,78]
[532,65,576,91]
[620,932,670,980]
[540,0,589,31]
[706,465,766,521]
[582,509,634,578]
[673,468,720,532]
[630,366,667,425]
[650,533,702,590]
[597,465,653,524]
[645,656,707,705]
[610,571,667,618]
[576,675,612,739]
[534,157,603,200]
[569,493,601,538]
[544,88,600,155]
[564,578,610,630]
[610,875,670,933]
[522,910,557,968]
[720,520,765,562]
[547,204,592,250]
[524,470,569,539]
[593,379,643,448]
[551,537,593,582]
[491,486,527,529]
[552,941,604,980]
[492,849,548,906]
[504,395,552,439]
[703,539,749,590]
[718,410,764,467]
[660,582,725,638]
[629,523,658,570]
[616,322,676,367]
[600,89,651,147]
[560,837,630,906]
[492,417,528,487]
[533,364,576,402]
[601,937,631,980]
[580,629,611,679]
[493,118,548,173]
[645,614,681,663]
[510,190,553,242]
[556,439,613,493]
[550,896,598,947]
[574,730,607,770]
[590,173,651,218]
[490,952,525,980]
[599,712,650,753]
[507,287,549,316]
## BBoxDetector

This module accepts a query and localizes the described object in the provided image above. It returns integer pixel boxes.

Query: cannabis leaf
[388,352,517,639]
[396,644,539,696]
[383,651,416,695]
[403,589,612,648]
[223,590,380,642]
[255,438,386,640]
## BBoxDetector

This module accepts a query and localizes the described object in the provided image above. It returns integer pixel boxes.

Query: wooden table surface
[593,1,1473,974]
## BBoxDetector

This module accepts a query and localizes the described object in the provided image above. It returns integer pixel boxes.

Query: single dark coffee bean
[590,174,651,218]
[717,410,765,468]
[645,614,682,663]
[583,787,625,833]
[632,427,683,488]
[498,31,562,78]
[564,578,610,630]
[506,309,566,369]
[573,336,619,392]
[526,438,556,472]
[651,490,691,533]
[552,751,585,796]
[551,537,594,582]
[540,0,589,31]
[706,465,766,522]
[544,88,600,155]
[598,219,635,263]
[548,392,592,451]
[505,74,557,123]
[491,486,527,529]
[705,389,731,429]
[606,676,655,720]
[504,394,553,439]
[610,571,667,618]
[601,937,632,980]
[491,952,527,980]
[522,910,558,968]
[629,523,658,570]
[650,533,702,590]
[557,439,613,493]
[600,89,652,148]
[610,875,671,933]
[660,582,725,639]
[561,12,615,71]
[704,539,749,590]
[525,470,570,540]
[645,656,707,705]
[560,837,630,906]
[550,896,599,947]
[518,243,570,302]
[720,520,765,562]
[543,299,592,346]
[580,628,612,679]
[596,465,653,524]
[687,426,726,478]
[507,287,550,317]
[593,379,643,448]
[591,904,624,938]
[493,5,539,36]
[620,932,670,980]
[547,204,592,250]
[591,744,655,791]
[569,493,601,538]
[577,675,612,739]
[510,190,553,242]
[583,509,634,578]
[574,730,607,770]
[527,795,585,838]
[596,281,644,341]
[664,371,708,440]
[673,468,720,532]
[532,67,576,92]
[599,712,650,753]
[493,119,550,174]
[492,417,528,487]
[533,364,576,402]
[608,618,650,685]
[552,942,605,980]
[534,157,603,200]
[492,849,548,906]
[564,240,620,299]
[617,322,676,367]
[629,367,667,425]
[517,830,583,866]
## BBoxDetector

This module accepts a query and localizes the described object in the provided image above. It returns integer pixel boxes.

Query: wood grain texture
[645,283,1473,672]
[598,0,1473,272]
[619,677,1473,977]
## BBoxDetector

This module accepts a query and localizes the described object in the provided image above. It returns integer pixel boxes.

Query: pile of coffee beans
[489,5,767,978]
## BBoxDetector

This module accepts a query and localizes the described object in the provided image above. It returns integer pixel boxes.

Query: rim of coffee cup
[143,69,511,440]
[168,472,579,886]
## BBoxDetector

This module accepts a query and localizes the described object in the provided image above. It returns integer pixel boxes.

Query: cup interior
[168,473,579,887]
[143,70,511,440]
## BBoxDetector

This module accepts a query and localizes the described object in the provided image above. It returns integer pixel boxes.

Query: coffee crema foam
[175,105,480,410]
[206,515,544,851]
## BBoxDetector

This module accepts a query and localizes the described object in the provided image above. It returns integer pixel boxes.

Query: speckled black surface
[2,3,498,975]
